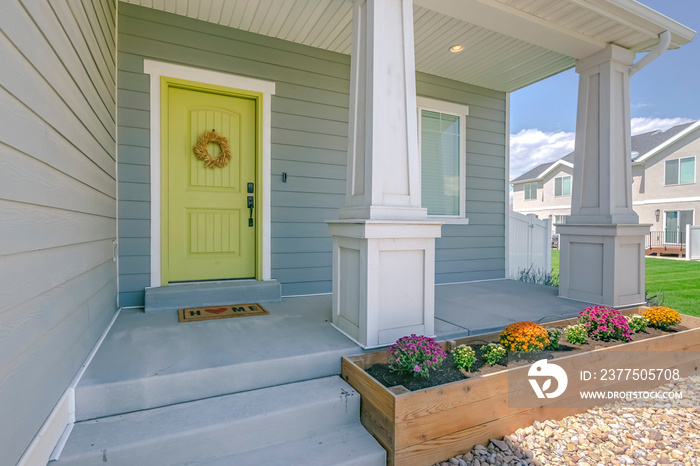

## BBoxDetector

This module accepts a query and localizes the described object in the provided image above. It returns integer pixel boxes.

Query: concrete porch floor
[75,279,593,421]
[433,279,591,338]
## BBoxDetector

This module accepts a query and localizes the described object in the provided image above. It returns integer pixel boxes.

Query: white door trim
[143,59,275,286]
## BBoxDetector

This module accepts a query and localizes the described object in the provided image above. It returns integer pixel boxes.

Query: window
[553,215,566,224]
[554,176,571,196]
[417,97,468,218]
[524,182,537,201]
[665,156,695,186]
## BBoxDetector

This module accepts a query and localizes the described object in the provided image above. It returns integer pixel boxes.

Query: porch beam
[413,0,606,59]
[414,0,692,60]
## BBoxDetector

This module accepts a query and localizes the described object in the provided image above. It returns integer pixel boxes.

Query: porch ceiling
[121,0,694,92]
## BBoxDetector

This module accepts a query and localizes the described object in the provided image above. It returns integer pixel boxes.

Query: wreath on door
[193,130,232,168]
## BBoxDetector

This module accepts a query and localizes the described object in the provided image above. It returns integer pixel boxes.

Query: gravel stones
[432,375,700,466]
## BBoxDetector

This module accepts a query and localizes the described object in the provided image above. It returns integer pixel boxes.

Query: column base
[557,223,650,307]
[327,220,442,348]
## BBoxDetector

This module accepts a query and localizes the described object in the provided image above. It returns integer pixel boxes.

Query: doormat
[178,303,269,323]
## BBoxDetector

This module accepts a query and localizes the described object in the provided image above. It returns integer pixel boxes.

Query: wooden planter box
[341,311,700,466]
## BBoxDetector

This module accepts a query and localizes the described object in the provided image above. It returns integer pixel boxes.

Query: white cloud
[630,117,694,135]
[509,129,575,180]
[509,117,695,181]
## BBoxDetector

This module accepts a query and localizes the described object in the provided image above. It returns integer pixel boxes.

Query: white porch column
[557,45,649,307]
[327,0,441,348]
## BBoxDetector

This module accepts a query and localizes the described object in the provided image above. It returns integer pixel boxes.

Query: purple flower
[413,365,421,372]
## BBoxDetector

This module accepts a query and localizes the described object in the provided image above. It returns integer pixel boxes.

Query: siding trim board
[17,307,122,466]
[142,59,275,286]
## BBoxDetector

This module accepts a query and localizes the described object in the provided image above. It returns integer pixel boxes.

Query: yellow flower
[643,306,681,330]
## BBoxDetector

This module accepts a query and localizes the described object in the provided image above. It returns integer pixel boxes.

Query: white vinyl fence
[687,225,700,261]
[509,212,552,279]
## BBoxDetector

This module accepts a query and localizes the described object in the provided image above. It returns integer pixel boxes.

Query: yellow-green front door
[163,82,257,283]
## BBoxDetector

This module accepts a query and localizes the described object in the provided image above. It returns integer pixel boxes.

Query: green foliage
[626,314,649,333]
[551,249,560,272]
[545,327,562,350]
[644,258,700,318]
[481,343,507,366]
[515,266,558,287]
[549,270,560,287]
[645,291,665,307]
[565,324,588,345]
[452,345,476,372]
[553,250,700,317]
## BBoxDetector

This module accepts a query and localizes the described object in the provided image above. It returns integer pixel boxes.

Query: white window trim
[143,59,275,286]
[554,175,571,197]
[664,155,696,186]
[524,182,538,201]
[416,96,469,224]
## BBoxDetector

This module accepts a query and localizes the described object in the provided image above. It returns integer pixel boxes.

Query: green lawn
[551,250,700,317]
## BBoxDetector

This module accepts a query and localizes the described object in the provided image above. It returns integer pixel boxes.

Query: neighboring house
[511,152,576,234]
[0,1,694,465]
[512,121,700,245]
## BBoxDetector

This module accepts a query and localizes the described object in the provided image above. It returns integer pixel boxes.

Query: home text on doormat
[178,303,269,323]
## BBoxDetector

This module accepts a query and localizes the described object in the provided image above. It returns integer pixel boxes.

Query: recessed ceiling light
[449,45,464,53]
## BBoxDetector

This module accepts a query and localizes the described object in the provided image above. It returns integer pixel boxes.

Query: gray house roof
[511,121,698,184]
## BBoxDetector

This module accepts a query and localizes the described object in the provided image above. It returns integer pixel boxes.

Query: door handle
[247,196,254,227]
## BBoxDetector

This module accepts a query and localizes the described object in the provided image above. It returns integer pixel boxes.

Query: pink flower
[413,365,421,372]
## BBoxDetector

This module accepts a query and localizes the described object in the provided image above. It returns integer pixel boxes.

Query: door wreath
[193,130,232,168]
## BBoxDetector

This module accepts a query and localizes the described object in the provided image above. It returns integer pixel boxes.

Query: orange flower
[499,321,549,352]
[643,306,681,331]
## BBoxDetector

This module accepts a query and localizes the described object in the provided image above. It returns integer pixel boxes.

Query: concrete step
[54,377,384,466]
[74,299,362,421]
[144,279,281,312]
[200,424,386,466]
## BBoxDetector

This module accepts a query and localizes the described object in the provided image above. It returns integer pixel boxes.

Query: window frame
[524,182,538,201]
[664,156,696,186]
[554,175,572,197]
[416,96,469,221]
[664,209,695,244]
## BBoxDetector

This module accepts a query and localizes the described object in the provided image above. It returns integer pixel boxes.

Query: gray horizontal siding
[0,1,117,464]
[117,4,505,302]
[117,3,353,301]
[417,72,507,284]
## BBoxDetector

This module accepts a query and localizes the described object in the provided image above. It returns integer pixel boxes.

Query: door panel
[166,86,257,282]
[665,211,678,244]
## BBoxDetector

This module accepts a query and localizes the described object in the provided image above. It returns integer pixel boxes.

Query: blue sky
[509,0,700,179]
